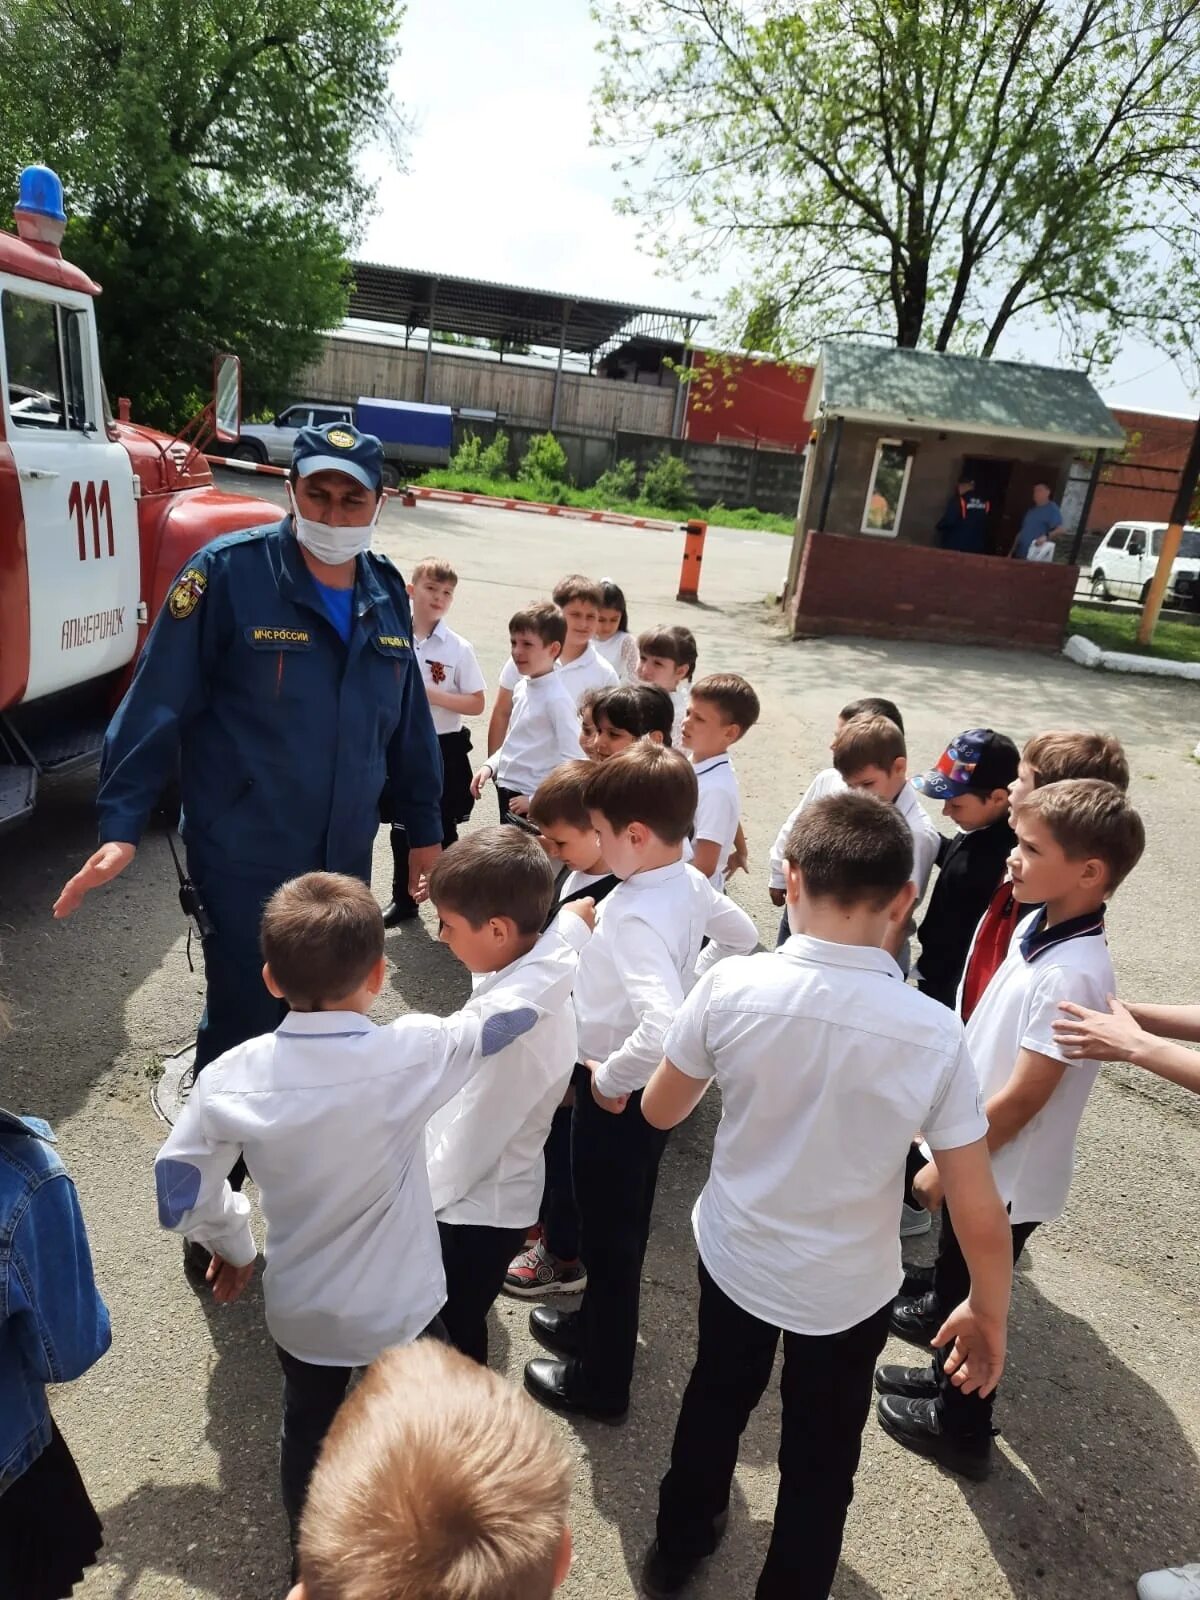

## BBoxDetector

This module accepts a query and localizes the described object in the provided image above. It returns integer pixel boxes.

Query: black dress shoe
[640,1510,729,1598]
[874,1362,940,1400]
[382,897,419,927]
[888,1290,945,1348]
[523,1357,627,1424]
[876,1394,993,1480]
[529,1304,579,1357]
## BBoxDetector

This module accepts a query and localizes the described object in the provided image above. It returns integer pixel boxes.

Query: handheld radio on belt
[164,831,213,967]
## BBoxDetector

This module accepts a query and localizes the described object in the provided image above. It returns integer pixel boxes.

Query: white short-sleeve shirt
[493,671,582,796]
[963,906,1114,1225]
[414,620,486,736]
[498,643,617,705]
[692,755,742,889]
[666,936,986,1335]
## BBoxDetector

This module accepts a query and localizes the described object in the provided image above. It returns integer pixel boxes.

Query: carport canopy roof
[348,261,704,355]
[807,342,1127,452]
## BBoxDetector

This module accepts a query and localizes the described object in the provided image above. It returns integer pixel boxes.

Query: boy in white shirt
[522,744,758,1424]
[880,778,1145,1481]
[154,870,583,1542]
[637,624,697,747]
[505,762,623,1299]
[486,575,617,753]
[637,792,1012,1600]
[385,557,486,926]
[766,694,906,910]
[472,602,582,822]
[681,673,759,890]
[425,828,588,1364]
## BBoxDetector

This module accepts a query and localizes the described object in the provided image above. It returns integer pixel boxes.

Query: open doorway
[959,456,1013,556]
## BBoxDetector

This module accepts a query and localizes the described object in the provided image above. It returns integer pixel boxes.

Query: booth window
[862,439,914,537]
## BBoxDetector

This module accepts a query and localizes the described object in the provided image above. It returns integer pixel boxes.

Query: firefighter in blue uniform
[54,422,443,1190]
[936,476,992,553]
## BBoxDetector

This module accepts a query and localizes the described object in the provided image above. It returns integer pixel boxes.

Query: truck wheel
[381,463,402,491]
[230,441,266,464]
[1089,570,1109,600]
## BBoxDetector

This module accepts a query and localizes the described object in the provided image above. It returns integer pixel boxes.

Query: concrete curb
[1064,633,1200,681]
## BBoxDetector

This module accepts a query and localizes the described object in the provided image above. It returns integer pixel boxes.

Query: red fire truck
[0,165,278,830]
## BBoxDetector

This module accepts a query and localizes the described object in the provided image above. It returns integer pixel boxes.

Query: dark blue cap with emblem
[292,421,384,494]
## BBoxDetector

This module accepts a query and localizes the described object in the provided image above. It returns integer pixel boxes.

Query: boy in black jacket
[913,729,1019,1010]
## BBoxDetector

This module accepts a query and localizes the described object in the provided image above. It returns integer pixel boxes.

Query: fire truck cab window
[2,290,92,432]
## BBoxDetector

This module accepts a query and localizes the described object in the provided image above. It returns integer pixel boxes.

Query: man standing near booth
[1011,480,1065,559]
[936,477,991,553]
[53,424,443,1259]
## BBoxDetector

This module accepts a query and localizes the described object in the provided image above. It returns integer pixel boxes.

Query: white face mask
[288,485,380,566]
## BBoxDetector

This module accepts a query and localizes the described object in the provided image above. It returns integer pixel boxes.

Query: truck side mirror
[213,352,242,443]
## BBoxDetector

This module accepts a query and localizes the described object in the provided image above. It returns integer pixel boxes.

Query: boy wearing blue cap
[912,729,1020,1010]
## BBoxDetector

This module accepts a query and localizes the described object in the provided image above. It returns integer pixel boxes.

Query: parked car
[1088,521,1200,607]
[231,401,355,467]
[231,397,453,488]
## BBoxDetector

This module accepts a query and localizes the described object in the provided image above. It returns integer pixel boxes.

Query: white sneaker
[1138,1563,1200,1600]
[900,1202,932,1238]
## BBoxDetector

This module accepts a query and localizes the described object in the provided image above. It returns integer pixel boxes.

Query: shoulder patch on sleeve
[156,1157,202,1227]
[167,568,207,620]
[481,1005,540,1057]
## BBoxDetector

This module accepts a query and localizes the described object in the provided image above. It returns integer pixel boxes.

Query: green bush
[478,430,510,479]
[518,431,569,484]
[592,457,637,503]
[641,450,694,510]
[450,431,484,473]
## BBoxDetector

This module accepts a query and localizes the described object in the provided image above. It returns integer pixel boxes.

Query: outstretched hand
[53,842,137,919]
[933,1298,1007,1397]
[1053,995,1144,1063]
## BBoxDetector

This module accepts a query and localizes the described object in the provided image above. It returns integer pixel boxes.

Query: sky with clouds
[358,0,1196,416]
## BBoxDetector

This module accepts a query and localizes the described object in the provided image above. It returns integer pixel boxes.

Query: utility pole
[1137,409,1200,646]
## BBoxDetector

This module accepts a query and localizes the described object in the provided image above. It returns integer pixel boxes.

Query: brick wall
[789,531,1077,651]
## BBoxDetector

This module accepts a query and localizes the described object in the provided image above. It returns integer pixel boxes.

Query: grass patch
[413,469,795,536]
[1069,605,1200,665]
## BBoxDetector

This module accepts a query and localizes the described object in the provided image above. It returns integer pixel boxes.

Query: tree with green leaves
[593,0,1200,372]
[0,0,406,425]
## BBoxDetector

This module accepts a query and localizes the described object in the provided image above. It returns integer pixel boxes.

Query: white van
[1088,522,1200,607]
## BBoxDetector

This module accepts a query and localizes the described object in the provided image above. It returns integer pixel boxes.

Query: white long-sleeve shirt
[767,771,940,904]
[493,670,583,795]
[575,859,759,1099]
[426,921,583,1228]
[154,969,576,1367]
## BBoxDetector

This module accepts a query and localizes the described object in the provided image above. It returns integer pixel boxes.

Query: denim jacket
[1,1108,111,1493]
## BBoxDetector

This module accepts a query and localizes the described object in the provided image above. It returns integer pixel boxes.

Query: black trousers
[438,1219,528,1365]
[933,1200,1037,1439]
[540,1064,587,1261]
[389,817,459,908]
[276,1319,446,1543]
[572,1080,669,1406]
[906,1142,1037,1436]
[497,785,520,824]
[657,1259,891,1600]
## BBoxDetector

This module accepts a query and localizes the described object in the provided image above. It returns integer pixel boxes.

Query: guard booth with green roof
[783,343,1127,651]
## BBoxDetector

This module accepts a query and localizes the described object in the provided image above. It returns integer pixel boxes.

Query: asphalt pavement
[2,485,1197,1599]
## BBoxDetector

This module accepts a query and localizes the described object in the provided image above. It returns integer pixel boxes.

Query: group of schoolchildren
[3,558,1197,1600]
